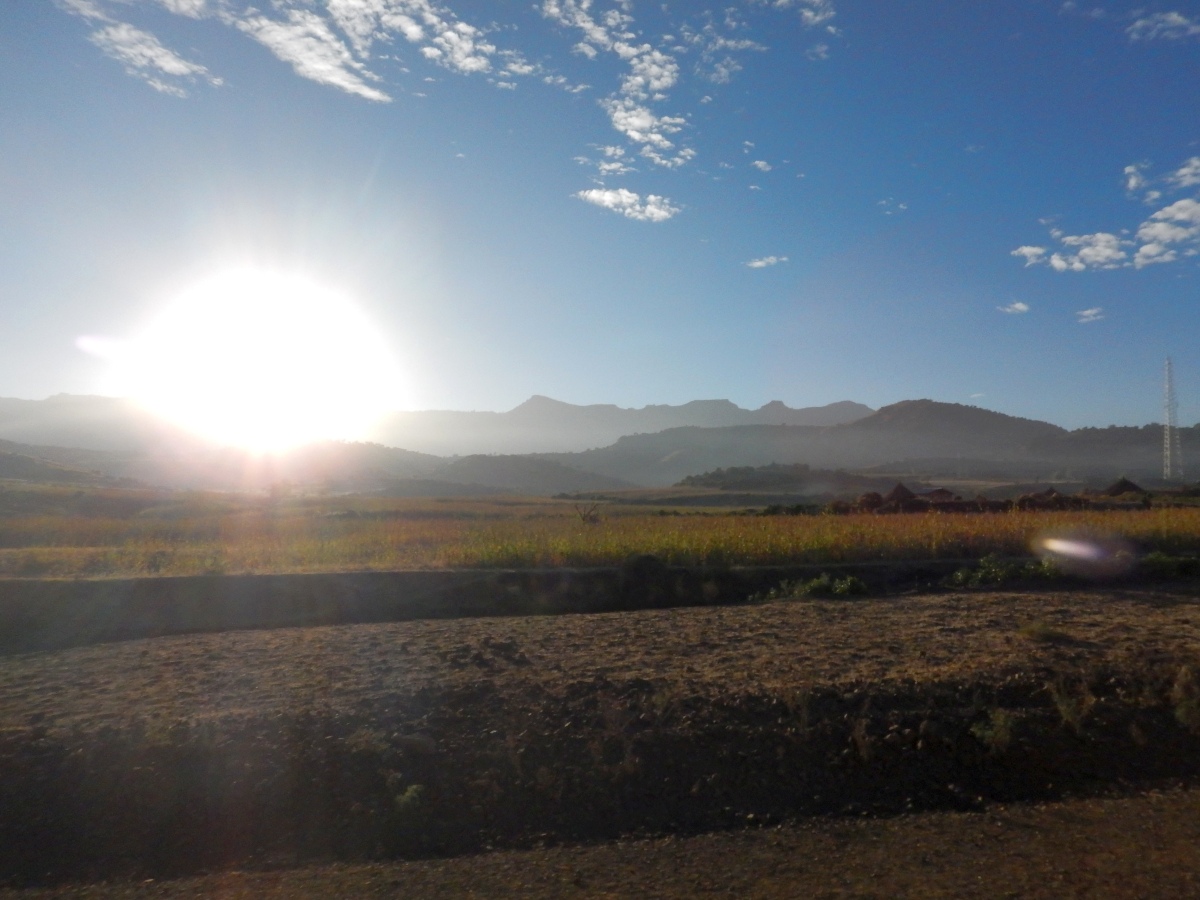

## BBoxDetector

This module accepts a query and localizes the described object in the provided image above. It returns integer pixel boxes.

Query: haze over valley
[0,393,1192,498]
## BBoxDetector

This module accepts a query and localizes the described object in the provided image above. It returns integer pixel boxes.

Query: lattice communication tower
[1164,357,1183,481]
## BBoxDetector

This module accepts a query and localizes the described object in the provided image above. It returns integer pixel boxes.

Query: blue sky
[3,0,1200,430]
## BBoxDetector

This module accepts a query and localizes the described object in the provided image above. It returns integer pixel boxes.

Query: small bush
[1047,678,1095,734]
[946,554,1061,589]
[970,708,1016,755]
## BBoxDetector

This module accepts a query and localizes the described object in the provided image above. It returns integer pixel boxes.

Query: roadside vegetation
[3,482,1200,577]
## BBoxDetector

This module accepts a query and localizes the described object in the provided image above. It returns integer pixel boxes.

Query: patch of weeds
[391,782,426,824]
[1047,677,1095,735]
[1171,666,1200,733]
[946,554,1061,589]
[755,573,869,601]
[970,708,1015,755]
[1018,620,1072,644]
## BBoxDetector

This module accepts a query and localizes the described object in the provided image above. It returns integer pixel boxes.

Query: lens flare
[1035,532,1135,579]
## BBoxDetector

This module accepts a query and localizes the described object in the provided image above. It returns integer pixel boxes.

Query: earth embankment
[1,588,1199,885]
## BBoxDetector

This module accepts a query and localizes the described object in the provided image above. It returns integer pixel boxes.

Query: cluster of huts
[828,478,1148,515]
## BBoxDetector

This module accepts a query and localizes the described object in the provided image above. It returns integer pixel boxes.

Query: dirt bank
[1,587,1199,885]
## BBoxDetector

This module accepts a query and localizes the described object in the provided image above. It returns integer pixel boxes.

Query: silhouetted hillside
[542,402,1191,486]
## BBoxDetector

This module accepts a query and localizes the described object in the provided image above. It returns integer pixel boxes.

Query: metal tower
[1164,357,1183,481]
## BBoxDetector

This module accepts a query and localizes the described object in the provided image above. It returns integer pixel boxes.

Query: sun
[115,268,404,452]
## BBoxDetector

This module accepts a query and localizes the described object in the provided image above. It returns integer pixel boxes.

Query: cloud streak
[89,22,221,96]
[998,301,1030,314]
[1127,11,1200,41]
[745,255,788,268]
[234,10,390,102]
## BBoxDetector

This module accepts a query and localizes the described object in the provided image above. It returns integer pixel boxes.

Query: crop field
[3,486,1200,577]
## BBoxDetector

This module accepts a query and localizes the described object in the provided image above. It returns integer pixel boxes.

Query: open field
[4,487,1200,577]
[2,586,1200,888]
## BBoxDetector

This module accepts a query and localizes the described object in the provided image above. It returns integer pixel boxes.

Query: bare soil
[5,788,1200,898]
[2,586,1200,889]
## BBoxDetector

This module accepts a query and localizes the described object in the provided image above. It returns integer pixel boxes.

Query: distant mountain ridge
[536,400,1177,486]
[368,396,874,454]
[0,395,1189,494]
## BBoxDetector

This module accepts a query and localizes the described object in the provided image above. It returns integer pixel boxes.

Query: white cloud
[1011,246,1047,266]
[878,197,908,215]
[1170,156,1200,188]
[235,10,390,102]
[806,43,831,60]
[1076,307,1105,323]
[59,0,110,20]
[752,160,772,172]
[760,0,838,28]
[88,22,221,96]
[1015,158,1200,271]
[1123,162,1148,193]
[155,0,208,17]
[998,301,1030,314]
[575,145,636,177]
[1049,231,1127,270]
[325,1,498,76]
[575,188,680,221]
[1127,11,1200,41]
[746,255,788,268]
[601,97,685,151]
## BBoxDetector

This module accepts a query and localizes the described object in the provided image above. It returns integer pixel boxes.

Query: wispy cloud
[89,22,221,96]
[1127,11,1200,41]
[760,0,838,29]
[60,0,836,216]
[745,255,788,268]
[1013,157,1200,271]
[1169,156,1200,188]
[575,188,680,222]
[998,301,1030,314]
[878,197,908,215]
[1077,307,1105,323]
[751,160,772,172]
[234,10,390,102]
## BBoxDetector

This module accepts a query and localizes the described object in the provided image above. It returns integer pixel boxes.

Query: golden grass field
[3,488,1200,577]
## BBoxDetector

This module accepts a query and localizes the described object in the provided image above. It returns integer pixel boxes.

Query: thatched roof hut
[1105,477,1144,496]
[884,482,917,503]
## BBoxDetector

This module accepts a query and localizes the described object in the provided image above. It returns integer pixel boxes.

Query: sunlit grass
[3,498,1200,577]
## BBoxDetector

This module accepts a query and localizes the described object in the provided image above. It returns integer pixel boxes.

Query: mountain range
[0,394,1191,495]
[367,395,874,454]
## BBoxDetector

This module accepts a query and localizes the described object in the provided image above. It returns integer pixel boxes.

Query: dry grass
[3,498,1200,577]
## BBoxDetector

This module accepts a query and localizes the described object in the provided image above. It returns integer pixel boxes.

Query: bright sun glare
[115,268,403,452]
